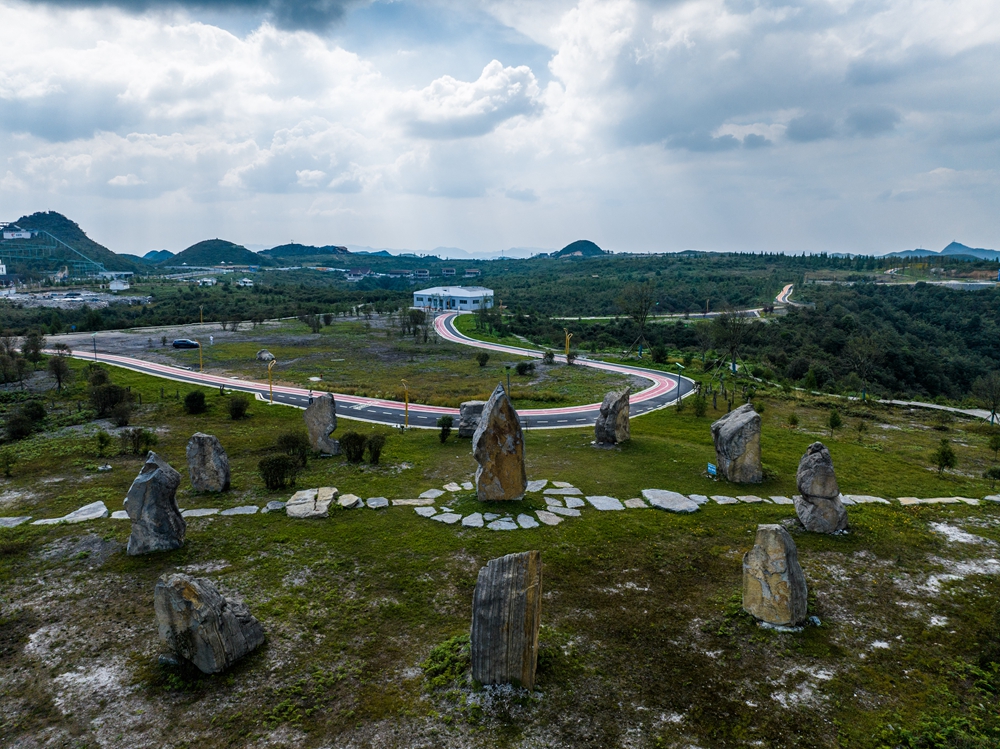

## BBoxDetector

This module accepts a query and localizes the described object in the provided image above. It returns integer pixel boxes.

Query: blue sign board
[707,463,717,477]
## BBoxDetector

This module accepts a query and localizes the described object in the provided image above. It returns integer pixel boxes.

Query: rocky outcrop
[710,404,762,483]
[594,388,630,444]
[124,452,185,556]
[186,433,231,492]
[304,394,339,455]
[154,573,265,674]
[256,349,275,362]
[742,524,808,626]
[471,551,542,689]
[794,442,848,533]
[458,400,486,438]
[473,384,527,501]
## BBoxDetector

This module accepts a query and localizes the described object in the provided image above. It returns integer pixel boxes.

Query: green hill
[260,243,350,259]
[11,211,142,272]
[552,240,608,258]
[165,239,275,268]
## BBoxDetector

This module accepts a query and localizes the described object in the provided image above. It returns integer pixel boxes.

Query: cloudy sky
[1,0,998,256]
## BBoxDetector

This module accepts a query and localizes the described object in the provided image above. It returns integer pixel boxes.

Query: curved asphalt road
[59,311,696,430]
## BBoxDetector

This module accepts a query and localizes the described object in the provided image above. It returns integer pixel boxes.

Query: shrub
[692,395,707,417]
[275,431,310,467]
[788,413,799,427]
[87,365,110,387]
[90,383,130,417]
[5,413,33,441]
[651,346,668,364]
[988,432,1000,460]
[754,401,765,415]
[366,433,386,465]
[21,400,46,422]
[0,448,15,477]
[228,393,250,420]
[566,350,577,365]
[515,361,535,376]
[542,351,555,365]
[340,431,366,463]
[475,351,490,368]
[111,401,132,427]
[184,391,207,414]
[421,634,471,689]
[437,415,453,443]
[828,409,842,435]
[47,355,72,390]
[259,454,299,490]
[984,466,1000,489]
[95,430,113,457]
[931,438,957,475]
[119,427,158,456]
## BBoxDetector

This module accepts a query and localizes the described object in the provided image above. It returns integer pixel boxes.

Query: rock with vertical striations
[710,403,762,483]
[742,524,808,626]
[186,433,231,492]
[594,387,630,445]
[124,452,185,555]
[154,573,265,674]
[794,442,848,533]
[458,400,486,438]
[473,384,527,501]
[471,550,542,689]
[304,393,339,455]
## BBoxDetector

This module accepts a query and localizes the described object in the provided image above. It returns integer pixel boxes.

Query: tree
[48,354,72,391]
[973,372,1000,426]
[711,309,756,375]
[438,415,453,443]
[617,282,655,336]
[828,409,842,436]
[475,351,490,367]
[931,438,957,475]
[21,330,44,366]
[844,334,882,400]
[989,432,1000,461]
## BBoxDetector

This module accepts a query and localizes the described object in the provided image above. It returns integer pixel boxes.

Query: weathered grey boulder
[154,573,265,674]
[594,387,630,444]
[186,433,231,493]
[710,403,762,483]
[794,442,848,533]
[124,452,185,556]
[471,551,542,689]
[473,384,527,501]
[304,393,339,454]
[458,400,486,438]
[255,349,275,362]
[743,524,808,626]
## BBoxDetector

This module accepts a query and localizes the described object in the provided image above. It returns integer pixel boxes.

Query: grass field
[2,353,1000,748]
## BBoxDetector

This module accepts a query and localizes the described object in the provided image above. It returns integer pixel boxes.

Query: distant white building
[109,279,130,292]
[413,286,493,312]
[236,278,254,288]
[197,277,217,286]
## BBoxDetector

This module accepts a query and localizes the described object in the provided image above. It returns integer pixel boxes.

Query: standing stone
[471,551,542,689]
[742,524,808,626]
[154,574,265,674]
[186,433,231,492]
[304,393,339,454]
[255,349,275,362]
[458,400,486,438]
[594,387,630,444]
[710,403,762,483]
[794,442,848,533]
[473,384,527,501]
[124,452,185,555]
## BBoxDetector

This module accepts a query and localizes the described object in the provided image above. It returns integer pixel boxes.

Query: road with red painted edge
[55,315,696,430]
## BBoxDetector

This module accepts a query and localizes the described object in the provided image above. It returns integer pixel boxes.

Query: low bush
[87,365,110,387]
[228,393,250,420]
[90,383,130,417]
[111,401,132,427]
[276,432,310,467]
[542,351,555,365]
[475,351,490,367]
[21,401,46,422]
[0,448,15,477]
[365,433,386,465]
[5,413,33,441]
[119,427,158,456]
[437,415,453,443]
[184,391,207,415]
[259,454,299,490]
[95,430,114,457]
[340,431,366,463]
[515,361,535,376]
[692,395,707,417]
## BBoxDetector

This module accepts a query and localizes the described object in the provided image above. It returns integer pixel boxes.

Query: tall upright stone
[124,452,185,555]
[186,432,231,492]
[154,573,265,674]
[710,403,762,483]
[304,393,339,455]
[458,400,486,438]
[594,387,630,445]
[471,551,542,690]
[473,384,527,501]
[743,524,808,626]
[794,442,848,533]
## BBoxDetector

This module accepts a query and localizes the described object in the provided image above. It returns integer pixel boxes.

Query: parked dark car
[172,339,200,349]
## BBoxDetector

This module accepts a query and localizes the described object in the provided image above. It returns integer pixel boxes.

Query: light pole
[196,341,203,372]
[674,362,685,405]
[268,359,276,403]
[91,333,97,360]
[401,379,409,428]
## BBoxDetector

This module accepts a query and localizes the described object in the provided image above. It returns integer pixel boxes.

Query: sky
[0,0,998,257]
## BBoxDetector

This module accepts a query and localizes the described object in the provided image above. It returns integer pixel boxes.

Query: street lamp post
[267,359,276,403]
[674,362,685,405]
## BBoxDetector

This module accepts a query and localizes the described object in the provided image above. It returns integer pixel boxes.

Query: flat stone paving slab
[769,496,794,505]
[544,487,582,495]
[841,495,889,504]
[624,498,647,509]
[182,508,220,517]
[737,495,764,503]
[443,482,462,492]
[393,498,436,506]
[688,494,710,505]
[517,513,539,529]
[419,489,445,499]
[462,513,484,528]
[986,495,1000,503]
[366,497,389,509]
[535,510,563,526]
[546,506,581,517]
[221,505,258,516]
[338,494,363,509]
[484,513,499,521]
[462,481,474,490]
[0,516,32,527]
[432,513,462,524]
[712,495,739,505]
[587,496,625,511]
[525,479,548,492]
[899,497,966,505]
[551,481,574,488]
[642,490,699,514]
[262,501,286,513]
[545,496,563,507]
[32,501,109,525]
[415,506,437,517]
[487,518,518,531]
[110,510,130,520]
[564,497,585,509]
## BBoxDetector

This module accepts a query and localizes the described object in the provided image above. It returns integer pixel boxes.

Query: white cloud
[108,173,146,186]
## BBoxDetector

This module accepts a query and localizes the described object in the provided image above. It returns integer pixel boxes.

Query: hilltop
[260,243,350,259]
[165,239,276,268]
[888,241,1000,261]
[142,249,174,264]
[551,239,608,258]
[11,211,141,272]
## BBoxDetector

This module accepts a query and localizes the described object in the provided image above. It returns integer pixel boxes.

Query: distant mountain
[11,211,141,272]
[888,242,1000,261]
[551,240,608,258]
[165,239,276,267]
[142,249,174,263]
[260,243,350,258]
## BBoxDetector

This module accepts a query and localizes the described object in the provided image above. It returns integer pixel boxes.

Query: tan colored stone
[594,387,630,444]
[304,394,339,454]
[473,384,527,501]
[742,524,808,626]
[710,404,762,483]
